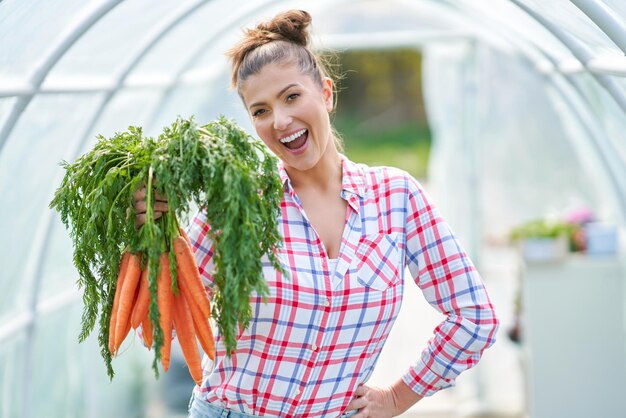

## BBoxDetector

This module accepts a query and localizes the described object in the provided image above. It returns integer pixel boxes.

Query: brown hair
[226,9,344,151]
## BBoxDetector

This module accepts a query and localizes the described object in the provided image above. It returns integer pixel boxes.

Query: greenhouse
[1,0,625,417]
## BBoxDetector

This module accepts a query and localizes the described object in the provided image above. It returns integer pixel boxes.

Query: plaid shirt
[187,154,498,417]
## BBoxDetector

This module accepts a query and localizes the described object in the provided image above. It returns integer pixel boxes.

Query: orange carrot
[179,227,191,245]
[119,315,132,352]
[131,267,150,329]
[157,252,174,371]
[142,314,153,350]
[179,268,216,360]
[172,291,203,385]
[109,251,130,355]
[114,253,142,350]
[173,235,211,319]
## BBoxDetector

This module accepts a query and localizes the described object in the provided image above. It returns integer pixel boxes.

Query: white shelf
[522,255,626,418]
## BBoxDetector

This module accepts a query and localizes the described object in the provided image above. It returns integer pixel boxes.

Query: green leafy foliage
[50,116,284,379]
[509,218,576,241]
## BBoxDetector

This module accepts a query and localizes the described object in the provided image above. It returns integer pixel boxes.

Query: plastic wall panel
[182,0,311,74]
[145,72,246,136]
[457,0,576,63]
[0,98,17,130]
[37,221,78,301]
[603,0,626,21]
[83,90,164,144]
[29,301,158,418]
[29,304,86,417]
[130,0,231,77]
[424,43,603,241]
[0,94,103,319]
[0,0,87,79]
[0,329,26,418]
[48,0,174,78]
[572,73,626,170]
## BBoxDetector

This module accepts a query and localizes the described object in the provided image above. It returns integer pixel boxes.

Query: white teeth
[280,129,307,143]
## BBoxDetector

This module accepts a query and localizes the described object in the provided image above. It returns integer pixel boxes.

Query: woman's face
[239,62,334,172]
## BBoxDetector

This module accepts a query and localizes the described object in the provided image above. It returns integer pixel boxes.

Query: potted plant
[509,218,575,261]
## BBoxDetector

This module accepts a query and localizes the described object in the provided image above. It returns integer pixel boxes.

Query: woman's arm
[402,173,499,397]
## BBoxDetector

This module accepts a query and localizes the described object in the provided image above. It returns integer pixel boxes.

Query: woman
[135,9,498,418]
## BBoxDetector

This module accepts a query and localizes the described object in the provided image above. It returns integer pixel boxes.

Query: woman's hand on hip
[345,384,397,418]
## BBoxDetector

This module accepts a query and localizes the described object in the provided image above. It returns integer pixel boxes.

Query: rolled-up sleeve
[402,174,499,397]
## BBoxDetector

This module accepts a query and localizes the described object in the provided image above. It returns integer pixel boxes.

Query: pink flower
[565,207,594,225]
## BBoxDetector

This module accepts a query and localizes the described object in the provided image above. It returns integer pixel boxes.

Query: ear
[322,77,334,112]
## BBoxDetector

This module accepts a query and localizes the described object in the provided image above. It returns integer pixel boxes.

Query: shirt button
[295,388,301,396]
[324,299,330,307]
[312,344,318,351]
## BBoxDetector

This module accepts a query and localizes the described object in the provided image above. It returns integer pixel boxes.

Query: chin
[285,153,319,172]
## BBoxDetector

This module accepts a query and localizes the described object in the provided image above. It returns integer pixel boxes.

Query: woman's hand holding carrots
[133,184,169,228]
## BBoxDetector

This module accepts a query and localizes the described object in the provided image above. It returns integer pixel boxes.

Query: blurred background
[1,0,625,417]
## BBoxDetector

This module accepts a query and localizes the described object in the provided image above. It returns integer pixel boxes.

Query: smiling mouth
[280,129,308,150]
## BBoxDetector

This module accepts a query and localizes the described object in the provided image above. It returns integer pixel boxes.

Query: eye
[252,108,266,117]
[286,93,300,101]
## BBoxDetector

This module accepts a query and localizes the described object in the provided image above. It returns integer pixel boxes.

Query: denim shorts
[187,394,358,418]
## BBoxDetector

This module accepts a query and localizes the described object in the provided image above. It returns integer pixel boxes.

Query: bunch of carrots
[50,116,284,380]
[109,229,215,385]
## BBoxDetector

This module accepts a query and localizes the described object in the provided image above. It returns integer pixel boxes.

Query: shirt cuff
[402,357,456,397]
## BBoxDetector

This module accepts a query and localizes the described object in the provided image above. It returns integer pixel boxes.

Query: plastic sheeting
[1,0,625,417]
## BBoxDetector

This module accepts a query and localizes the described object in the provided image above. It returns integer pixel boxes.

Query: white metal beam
[0,287,80,343]
[318,30,471,51]
[570,0,626,54]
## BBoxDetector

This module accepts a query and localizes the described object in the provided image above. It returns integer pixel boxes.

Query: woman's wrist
[389,379,423,416]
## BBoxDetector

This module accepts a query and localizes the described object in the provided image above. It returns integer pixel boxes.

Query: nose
[273,107,292,131]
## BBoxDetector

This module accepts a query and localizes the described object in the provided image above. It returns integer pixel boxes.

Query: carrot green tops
[187,153,499,418]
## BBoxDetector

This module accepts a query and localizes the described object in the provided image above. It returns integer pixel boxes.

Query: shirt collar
[277,153,367,198]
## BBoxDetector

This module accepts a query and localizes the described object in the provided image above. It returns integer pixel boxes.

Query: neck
[285,145,342,193]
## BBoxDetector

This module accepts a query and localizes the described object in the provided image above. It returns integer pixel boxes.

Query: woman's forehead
[240,63,313,102]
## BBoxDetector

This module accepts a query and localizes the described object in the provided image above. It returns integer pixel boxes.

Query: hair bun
[256,9,311,47]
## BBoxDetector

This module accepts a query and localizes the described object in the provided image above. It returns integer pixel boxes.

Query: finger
[154,191,167,201]
[134,201,167,213]
[346,397,367,411]
[154,202,168,212]
[135,200,147,213]
[354,385,368,397]
[133,187,146,201]
[134,188,167,203]
[135,213,146,228]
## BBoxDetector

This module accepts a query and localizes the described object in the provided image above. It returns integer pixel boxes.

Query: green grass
[334,118,431,180]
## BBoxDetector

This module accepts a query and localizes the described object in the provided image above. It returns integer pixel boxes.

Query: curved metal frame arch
[5,3,126,417]
[16,2,212,416]
[0,0,124,156]
[570,0,626,53]
[442,0,626,220]
[0,0,214,343]
[403,0,626,223]
[510,0,626,114]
